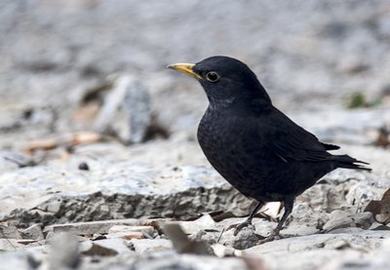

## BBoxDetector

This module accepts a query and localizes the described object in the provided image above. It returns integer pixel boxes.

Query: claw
[227,220,254,236]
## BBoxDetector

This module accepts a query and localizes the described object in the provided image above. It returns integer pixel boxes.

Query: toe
[227,224,238,231]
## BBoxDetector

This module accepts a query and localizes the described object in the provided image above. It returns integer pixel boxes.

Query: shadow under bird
[168,56,371,242]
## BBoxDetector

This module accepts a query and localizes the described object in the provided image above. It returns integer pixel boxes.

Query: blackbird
[168,56,371,241]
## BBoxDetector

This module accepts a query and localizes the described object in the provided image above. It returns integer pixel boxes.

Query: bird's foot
[227,219,254,236]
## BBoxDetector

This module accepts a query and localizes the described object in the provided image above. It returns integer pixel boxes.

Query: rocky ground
[0,1,390,270]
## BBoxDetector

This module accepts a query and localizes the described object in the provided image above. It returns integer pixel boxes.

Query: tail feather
[321,142,340,150]
[330,154,372,172]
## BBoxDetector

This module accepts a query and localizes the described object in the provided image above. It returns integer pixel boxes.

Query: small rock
[212,243,242,257]
[44,219,140,235]
[81,238,133,257]
[0,151,36,172]
[280,224,319,237]
[78,162,89,171]
[180,214,217,235]
[327,227,366,234]
[323,210,354,232]
[107,231,144,240]
[108,225,154,236]
[130,239,173,255]
[190,229,221,245]
[80,241,118,257]
[323,239,352,250]
[353,212,374,229]
[123,77,152,143]
[323,210,374,232]
[48,233,80,270]
[0,239,25,251]
[346,183,385,211]
[233,226,263,250]
[0,225,22,239]
[129,254,249,270]
[20,223,44,241]
[320,238,390,270]
[107,225,155,240]
[16,239,37,245]
[0,252,37,270]
[94,75,151,144]
[162,223,213,255]
[369,222,390,231]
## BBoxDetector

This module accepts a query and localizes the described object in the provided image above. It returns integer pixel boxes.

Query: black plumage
[168,56,371,240]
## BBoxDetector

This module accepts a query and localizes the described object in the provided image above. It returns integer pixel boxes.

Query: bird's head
[168,56,271,109]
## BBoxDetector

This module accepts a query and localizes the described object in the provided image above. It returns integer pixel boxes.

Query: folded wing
[262,108,370,171]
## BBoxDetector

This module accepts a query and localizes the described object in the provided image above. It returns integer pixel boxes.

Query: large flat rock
[244,231,390,270]
[0,162,250,226]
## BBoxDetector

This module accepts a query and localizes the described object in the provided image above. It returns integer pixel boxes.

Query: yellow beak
[167,63,202,80]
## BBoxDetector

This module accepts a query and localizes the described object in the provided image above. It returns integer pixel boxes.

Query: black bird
[168,56,371,241]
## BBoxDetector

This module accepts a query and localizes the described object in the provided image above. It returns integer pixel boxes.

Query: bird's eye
[205,71,220,82]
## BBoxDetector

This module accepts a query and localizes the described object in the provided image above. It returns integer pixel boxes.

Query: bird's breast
[197,109,268,193]
[197,110,238,159]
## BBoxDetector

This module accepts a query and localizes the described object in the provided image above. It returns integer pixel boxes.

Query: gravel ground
[0,1,389,270]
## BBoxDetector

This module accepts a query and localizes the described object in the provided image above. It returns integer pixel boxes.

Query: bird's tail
[330,154,372,172]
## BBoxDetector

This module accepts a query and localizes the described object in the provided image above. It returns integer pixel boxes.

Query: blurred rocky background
[0,1,389,270]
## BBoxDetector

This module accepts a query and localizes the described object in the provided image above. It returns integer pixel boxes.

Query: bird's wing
[263,108,336,162]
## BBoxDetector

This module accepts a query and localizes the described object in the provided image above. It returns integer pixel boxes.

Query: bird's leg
[259,197,295,243]
[227,200,264,236]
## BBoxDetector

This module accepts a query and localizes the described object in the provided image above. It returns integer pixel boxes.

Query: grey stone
[81,242,118,257]
[0,151,36,172]
[0,239,26,251]
[108,225,154,234]
[369,222,390,231]
[94,75,151,144]
[162,223,213,255]
[130,239,173,255]
[0,225,22,239]
[293,109,390,146]
[48,233,80,270]
[0,252,36,270]
[320,238,390,270]
[261,249,362,270]
[129,254,249,270]
[72,137,207,167]
[211,243,242,258]
[1,164,251,227]
[44,219,140,235]
[106,225,158,240]
[280,224,319,237]
[20,224,44,241]
[232,226,263,250]
[80,239,132,257]
[323,210,373,232]
[190,229,221,246]
[179,214,217,235]
[213,219,271,249]
[244,231,390,270]
[122,78,152,143]
[245,231,390,255]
